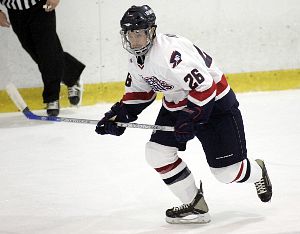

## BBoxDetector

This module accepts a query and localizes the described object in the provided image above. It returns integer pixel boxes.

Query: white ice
[0,90,300,234]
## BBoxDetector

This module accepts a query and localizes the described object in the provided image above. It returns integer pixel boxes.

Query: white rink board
[0,0,299,89]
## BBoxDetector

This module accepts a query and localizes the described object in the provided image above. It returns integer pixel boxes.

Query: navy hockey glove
[96,121,125,136]
[95,102,136,136]
[174,106,202,142]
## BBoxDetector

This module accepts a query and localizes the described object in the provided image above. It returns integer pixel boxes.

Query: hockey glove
[96,121,125,136]
[95,102,136,136]
[174,106,202,142]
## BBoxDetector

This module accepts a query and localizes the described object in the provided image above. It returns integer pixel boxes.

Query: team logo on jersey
[170,51,182,68]
[143,76,174,91]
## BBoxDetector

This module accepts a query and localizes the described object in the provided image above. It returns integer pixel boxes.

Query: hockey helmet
[120,5,157,56]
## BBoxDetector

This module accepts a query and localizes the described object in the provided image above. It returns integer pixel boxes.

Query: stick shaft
[6,83,174,131]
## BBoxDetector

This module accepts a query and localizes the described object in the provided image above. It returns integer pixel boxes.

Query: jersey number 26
[184,68,204,89]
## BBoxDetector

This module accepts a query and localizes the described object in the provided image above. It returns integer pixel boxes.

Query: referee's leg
[30,9,63,103]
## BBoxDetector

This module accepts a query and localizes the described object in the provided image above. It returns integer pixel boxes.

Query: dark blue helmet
[120,5,157,56]
[120,5,156,32]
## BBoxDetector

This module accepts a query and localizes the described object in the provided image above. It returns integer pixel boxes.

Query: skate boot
[68,81,83,106]
[46,100,59,117]
[255,159,272,202]
[165,181,211,224]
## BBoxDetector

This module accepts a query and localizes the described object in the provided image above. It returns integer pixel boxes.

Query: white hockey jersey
[121,33,234,116]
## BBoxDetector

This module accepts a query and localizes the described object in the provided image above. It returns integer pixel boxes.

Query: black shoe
[165,181,211,224]
[46,100,59,117]
[68,81,82,106]
[255,159,272,202]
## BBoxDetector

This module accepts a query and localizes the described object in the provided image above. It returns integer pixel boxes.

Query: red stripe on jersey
[231,160,244,183]
[155,158,183,174]
[216,75,229,96]
[189,81,216,102]
[122,90,155,102]
[163,98,188,109]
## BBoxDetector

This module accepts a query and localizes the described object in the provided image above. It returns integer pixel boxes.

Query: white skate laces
[46,100,59,117]
[68,82,83,106]
[165,181,211,224]
[255,179,267,195]
[46,100,59,110]
[172,204,190,212]
[254,159,272,202]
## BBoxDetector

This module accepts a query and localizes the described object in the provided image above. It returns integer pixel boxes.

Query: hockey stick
[5,83,174,131]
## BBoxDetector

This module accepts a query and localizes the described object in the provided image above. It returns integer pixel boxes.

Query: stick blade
[5,82,28,112]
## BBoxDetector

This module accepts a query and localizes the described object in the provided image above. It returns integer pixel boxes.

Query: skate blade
[166,213,211,224]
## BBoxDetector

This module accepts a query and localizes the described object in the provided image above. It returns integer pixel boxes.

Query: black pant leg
[8,9,39,66]
[29,9,64,103]
[62,52,86,87]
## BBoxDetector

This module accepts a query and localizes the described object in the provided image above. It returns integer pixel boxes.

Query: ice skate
[68,81,83,106]
[46,100,59,117]
[255,159,272,202]
[165,181,211,224]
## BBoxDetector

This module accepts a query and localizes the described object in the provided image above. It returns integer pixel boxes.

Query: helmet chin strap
[131,42,151,56]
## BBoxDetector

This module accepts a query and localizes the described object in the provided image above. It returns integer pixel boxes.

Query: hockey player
[95,5,272,224]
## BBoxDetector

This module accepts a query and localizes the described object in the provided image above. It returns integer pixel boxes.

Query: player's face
[127,29,148,49]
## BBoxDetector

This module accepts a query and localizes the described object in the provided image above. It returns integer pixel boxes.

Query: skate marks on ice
[0,210,263,234]
[0,211,298,234]
[94,209,265,234]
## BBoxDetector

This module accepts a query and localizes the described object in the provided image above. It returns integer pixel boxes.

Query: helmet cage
[120,26,156,56]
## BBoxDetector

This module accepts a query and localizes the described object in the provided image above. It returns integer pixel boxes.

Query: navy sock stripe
[238,158,251,183]
[163,167,191,185]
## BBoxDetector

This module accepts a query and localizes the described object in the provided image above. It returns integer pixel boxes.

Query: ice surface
[0,90,300,234]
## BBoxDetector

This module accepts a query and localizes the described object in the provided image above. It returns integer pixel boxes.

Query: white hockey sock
[240,159,262,183]
[167,173,198,204]
[145,142,198,204]
[211,158,262,184]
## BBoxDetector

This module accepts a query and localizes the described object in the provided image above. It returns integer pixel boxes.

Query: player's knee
[210,160,247,183]
[145,141,178,168]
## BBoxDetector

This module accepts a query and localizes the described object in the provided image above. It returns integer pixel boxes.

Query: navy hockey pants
[150,103,247,168]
